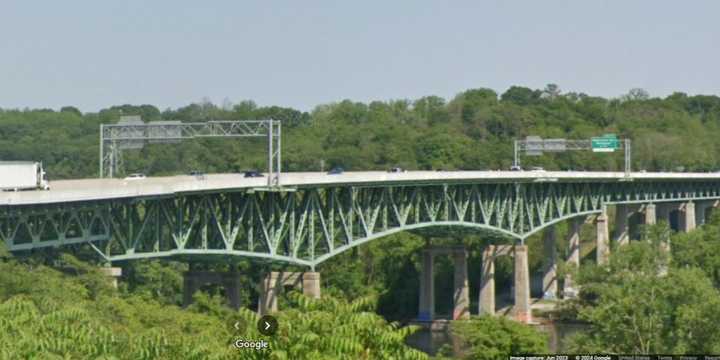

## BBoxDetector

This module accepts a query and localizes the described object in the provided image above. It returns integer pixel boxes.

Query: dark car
[243,170,263,178]
[388,167,405,173]
[189,170,204,176]
[327,166,344,175]
[510,165,522,171]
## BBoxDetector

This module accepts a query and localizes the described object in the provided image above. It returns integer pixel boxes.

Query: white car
[124,173,146,180]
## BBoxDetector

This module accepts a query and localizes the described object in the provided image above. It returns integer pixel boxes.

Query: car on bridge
[243,170,263,178]
[328,166,344,175]
[388,167,405,173]
[124,173,146,180]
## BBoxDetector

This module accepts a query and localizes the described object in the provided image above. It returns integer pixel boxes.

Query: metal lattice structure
[3,179,720,268]
[100,120,282,186]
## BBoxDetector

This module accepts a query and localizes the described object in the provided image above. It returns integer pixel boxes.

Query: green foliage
[565,226,720,353]
[451,316,548,359]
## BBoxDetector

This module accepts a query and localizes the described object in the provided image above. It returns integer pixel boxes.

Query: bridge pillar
[479,245,495,315]
[258,271,321,315]
[614,205,631,246]
[99,267,122,289]
[418,250,434,321]
[695,200,718,226]
[182,270,243,309]
[302,272,321,299]
[656,203,672,225]
[542,225,557,300]
[514,245,531,324]
[564,218,582,298]
[258,272,280,315]
[596,212,610,265]
[644,203,656,225]
[679,201,696,233]
[453,250,470,320]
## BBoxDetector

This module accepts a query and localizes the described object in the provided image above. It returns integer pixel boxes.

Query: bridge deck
[3,171,720,206]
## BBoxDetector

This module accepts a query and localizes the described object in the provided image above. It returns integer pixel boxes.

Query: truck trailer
[0,161,50,191]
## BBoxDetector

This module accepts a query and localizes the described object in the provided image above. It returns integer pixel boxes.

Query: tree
[452,316,547,359]
[565,227,720,354]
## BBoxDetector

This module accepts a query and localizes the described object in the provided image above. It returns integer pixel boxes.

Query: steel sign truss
[100,120,282,187]
[3,180,720,268]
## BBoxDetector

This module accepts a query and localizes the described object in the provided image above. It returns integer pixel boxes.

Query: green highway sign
[591,134,620,152]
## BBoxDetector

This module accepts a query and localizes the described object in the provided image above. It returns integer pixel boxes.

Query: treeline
[2,85,720,179]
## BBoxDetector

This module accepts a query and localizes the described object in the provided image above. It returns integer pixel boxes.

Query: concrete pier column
[644,203,657,225]
[596,211,610,265]
[695,201,717,226]
[182,272,199,308]
[564,218,582,298]
[302,272,321,299]
[418,250,434,321]
[656,203,672,225]
[258,272,279,315]
[680,201,696,232]
[479,246,495,316]
[513,245,532,324]
[614,205,631,246]
[542,226,558,300]
[99,266,122,289]
[453,250,470,320]
[224,272,242,309]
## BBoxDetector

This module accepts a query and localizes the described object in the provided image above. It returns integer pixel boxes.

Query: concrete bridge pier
[541,225,557,300]
[696,200,718,226]
[513,245,531,324]
[418,250,435,321]
[100,266,122,289]
[258,271,321,315]
[183,268,243,309]
[679,201,696,232]
[418,246,470,321]
[596,211,610,265]
[479,246,495,315]
[614,204,632,246]
[643,203,657,225]
[564,217,583,298]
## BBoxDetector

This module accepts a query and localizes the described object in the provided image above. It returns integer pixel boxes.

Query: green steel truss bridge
[2,171,720,268]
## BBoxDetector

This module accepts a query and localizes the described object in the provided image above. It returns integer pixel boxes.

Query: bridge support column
[99,267,122,289]
[695,200,718,226]
[656,203,672,225]
[644,203,656,225]
[259,272,280,315]
[614,205,631,246]
[183,270,243,309]
[564,218,582,298]
[453,250,470,320]
[596,212,610,265]
[514,245,531,324]
[302,272,321,299]
[418,250,434,321]
[542,226,557,300]
[479,246,495,315]
[258,271,321,315]
[679,201,696,233]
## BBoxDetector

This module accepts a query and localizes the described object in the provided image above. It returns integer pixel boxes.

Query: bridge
[2,170,719,323]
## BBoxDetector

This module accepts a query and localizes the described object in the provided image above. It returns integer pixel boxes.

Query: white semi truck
[0,161,50,191]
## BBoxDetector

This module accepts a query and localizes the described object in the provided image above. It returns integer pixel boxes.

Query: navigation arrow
[264,322,270,330]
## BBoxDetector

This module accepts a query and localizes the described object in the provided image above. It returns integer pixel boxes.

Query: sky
[0,1,718,112]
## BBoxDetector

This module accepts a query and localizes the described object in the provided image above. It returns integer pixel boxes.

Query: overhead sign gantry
[100,117,282,187]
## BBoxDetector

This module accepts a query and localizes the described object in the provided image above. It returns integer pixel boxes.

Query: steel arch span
[3,179,720,267]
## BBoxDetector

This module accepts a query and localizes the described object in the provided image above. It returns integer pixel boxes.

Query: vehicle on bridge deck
[0,161,50,191]
[243,170,263,178]
[328,166,344,175]
[124,173,146,180]
[388,167,405,173]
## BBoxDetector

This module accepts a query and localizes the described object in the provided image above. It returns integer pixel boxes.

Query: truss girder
[2,180,720,267]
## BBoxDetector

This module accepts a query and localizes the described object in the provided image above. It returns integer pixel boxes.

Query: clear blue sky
[1,1,718,112]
